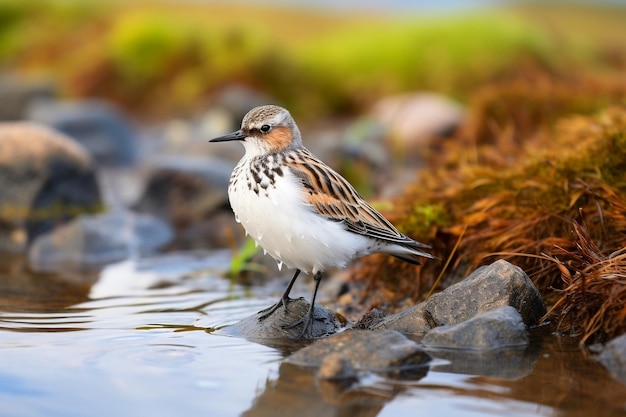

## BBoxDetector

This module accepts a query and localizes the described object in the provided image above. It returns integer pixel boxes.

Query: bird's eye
[260,124,272,133]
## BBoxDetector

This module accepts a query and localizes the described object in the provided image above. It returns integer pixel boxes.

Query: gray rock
[424,260,546,327]
[286,329,431,378]
[371,92,464,151]
[0,76,56,121]
[421,305,528,349]
[370,303,431,336]
[353,308,387,329]
[597,333,626,385]
[229,298,341,341]
[135,155,231,218]
[134,154,234,247]
[28,210,172,272]
[373,260,546,335]
[28,99,138,167]
[0,122,102,250]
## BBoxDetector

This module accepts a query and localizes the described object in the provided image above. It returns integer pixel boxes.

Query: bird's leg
[257,269,301,321]
[283,271,322,340]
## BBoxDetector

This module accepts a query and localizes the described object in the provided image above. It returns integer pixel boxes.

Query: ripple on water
[0,252,285,417]
[2,252,626,417]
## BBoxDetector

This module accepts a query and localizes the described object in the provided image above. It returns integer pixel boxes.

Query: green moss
[3,1,623,117]
[296,14,553,102]
[401,203,449,237]
[0,1,37,59]
[108,14,199,87]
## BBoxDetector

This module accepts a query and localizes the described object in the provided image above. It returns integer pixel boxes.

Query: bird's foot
[257,296,301,321]
[281,313,314,341]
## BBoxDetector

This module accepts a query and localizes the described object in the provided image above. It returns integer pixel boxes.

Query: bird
[210,105,435,339]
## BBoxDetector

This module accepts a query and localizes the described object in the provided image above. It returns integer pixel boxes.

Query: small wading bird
[210,105,434,339]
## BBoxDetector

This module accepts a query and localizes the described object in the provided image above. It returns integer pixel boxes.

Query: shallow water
[1,251,625,417]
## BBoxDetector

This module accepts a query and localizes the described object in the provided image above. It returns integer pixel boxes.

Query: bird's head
[210,105,302,158]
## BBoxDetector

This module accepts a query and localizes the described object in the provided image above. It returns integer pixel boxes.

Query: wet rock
[0,122,102,251]
[0,75,56,121]
[421,306,528,349]
[353,308,387,329]
[371,92,464,151]
[230,298,341,340]
[134,155,234,247]
[286,330,431,378]
[424,260,546,327]
[28,99,138,167]
[597,333,626,385]
[373,260,546,335]
[28,210,172,272]
[369,304,430,336]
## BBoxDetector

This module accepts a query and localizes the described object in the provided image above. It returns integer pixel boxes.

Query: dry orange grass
[354,76,626,343]
[541,218,626,344]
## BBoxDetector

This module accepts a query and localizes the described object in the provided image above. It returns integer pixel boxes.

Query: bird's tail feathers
[385,242,437,265]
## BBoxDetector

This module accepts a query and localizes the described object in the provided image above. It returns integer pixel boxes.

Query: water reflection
[426,341,540,380]
[240,329,626,417]
[243,362,386,417]
[1,253,626,417]
[0,254,95,312]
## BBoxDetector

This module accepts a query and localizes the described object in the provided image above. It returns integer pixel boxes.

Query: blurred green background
[0,0,624,120]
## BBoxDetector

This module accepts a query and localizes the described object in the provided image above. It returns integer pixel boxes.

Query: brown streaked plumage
[210,105,435,339]
[286,147,430,264]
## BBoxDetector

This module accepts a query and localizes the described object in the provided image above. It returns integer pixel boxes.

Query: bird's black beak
[209,130,246,142]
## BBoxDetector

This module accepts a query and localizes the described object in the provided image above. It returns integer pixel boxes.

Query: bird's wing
[285,148,431,249]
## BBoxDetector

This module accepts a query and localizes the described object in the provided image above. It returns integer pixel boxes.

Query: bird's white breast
[228,158,370,274]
